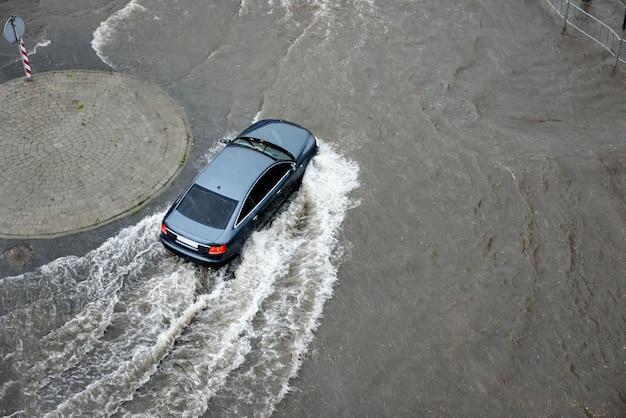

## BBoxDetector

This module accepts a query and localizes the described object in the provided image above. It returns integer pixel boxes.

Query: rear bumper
[160,234,232,266]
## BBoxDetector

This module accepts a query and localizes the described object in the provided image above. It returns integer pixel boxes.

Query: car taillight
[160,223,168,235]
[208,244,227,255]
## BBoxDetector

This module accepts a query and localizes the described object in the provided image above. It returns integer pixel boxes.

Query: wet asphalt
[1,0,625,416]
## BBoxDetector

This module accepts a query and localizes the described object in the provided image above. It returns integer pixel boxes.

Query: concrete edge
[0,69,193,240]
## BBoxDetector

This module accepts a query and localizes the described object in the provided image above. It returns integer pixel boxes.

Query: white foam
[205,141,360,416]
[0,140,359,417]
[116,141,360,417]
[238,0,250,17]
[12,38,51,63]
[200,137,229,164]
[30,39,51,55]
[0,213,167,414]
[91,0,146,68]
[47,269,227,417]
[3,410,25,418]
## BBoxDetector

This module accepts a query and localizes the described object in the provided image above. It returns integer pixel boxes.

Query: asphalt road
[0,0,624,416]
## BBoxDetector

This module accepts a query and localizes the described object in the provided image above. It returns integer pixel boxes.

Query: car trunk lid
[165,209,225,247]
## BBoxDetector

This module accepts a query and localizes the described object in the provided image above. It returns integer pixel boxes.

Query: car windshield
[232,137,292,161]
[177,184,237,229]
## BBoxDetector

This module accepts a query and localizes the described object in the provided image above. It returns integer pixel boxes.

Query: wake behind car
[160,119,318,265]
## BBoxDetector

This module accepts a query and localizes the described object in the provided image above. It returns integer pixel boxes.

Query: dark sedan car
[160,119,318,265]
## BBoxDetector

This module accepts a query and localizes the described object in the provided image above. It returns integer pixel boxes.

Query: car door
[253,162,293,229]
[235,184,263,240]
[237,163,292,232]
[234,162,289,234]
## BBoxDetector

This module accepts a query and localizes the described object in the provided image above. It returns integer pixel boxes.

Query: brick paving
[0,70,189,238]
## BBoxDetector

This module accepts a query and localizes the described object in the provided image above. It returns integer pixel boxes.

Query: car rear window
[177,184,238,229]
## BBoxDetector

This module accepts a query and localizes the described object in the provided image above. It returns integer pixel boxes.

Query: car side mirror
[219,138,229,144]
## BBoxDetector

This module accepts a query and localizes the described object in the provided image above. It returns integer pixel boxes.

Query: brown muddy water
[0,0,624,416]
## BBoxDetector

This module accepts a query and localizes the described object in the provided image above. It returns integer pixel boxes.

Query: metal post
[8,17,31,80]
[9,16,18,44]
[18,38,32,80]
[563,0,571,32]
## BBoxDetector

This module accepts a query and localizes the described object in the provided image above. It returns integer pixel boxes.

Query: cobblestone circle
[0,70,189,238]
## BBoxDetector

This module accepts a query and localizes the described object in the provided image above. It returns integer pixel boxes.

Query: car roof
[194,145,274,201]
[237,119,311,158]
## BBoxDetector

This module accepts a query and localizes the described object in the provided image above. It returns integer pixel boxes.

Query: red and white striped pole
[18,38,32,80]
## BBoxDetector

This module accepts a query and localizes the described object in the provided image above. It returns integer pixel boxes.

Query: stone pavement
[0,70,190,238]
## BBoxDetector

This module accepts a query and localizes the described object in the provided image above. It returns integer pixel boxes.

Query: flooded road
[1,0,625,416]
[0,141,359,417]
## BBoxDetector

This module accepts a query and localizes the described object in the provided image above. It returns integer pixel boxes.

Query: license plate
[176,234,198,249]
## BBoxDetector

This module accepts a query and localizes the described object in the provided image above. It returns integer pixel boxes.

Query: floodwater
[1,0,625,417]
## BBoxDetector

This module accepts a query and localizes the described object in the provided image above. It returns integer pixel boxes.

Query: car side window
[237,163,291,225]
